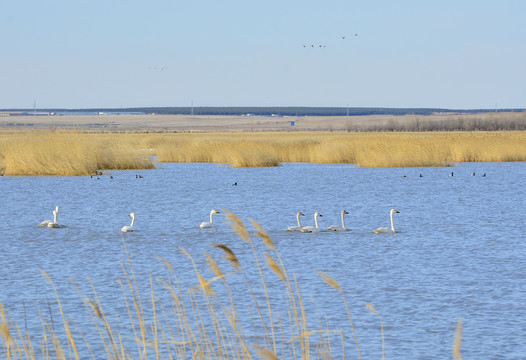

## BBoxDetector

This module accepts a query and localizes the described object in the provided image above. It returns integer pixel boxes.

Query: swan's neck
[314,214,319,229]
[341,212,347,230]
[390,212,395,232]
[296,213,302,227]
[209,211,215,223]
[130,215,135,227]
[53,211,58,223]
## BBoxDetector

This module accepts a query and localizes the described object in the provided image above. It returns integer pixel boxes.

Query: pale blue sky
[1,0,525,109]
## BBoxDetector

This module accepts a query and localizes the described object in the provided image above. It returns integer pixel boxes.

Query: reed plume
[212,243,241,271]
[0,212,468,359]
[251,219,276,250]
[223,209,251,242]
[265,253,285,282]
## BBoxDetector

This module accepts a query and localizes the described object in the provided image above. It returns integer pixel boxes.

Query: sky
[1,0,525,109]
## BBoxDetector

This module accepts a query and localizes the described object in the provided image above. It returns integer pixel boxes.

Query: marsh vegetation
[1,129,526,175]
[0,212,381,359]
[0,130,155,176]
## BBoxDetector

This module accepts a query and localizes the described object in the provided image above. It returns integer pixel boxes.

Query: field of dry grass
[0,212,386,359]
[1,111,525,132]
[1,129,526,175]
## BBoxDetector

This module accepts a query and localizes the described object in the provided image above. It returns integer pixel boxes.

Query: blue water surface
[0,162,524,359]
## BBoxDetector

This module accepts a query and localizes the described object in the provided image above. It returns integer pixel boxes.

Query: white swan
[40,206,59,226]
[200,210,219,228]
[301,212,323,233]
[121,212,136,232]
[47,210,62,228]
[326,210,349,232]
[374,209,400,234]
[286,212,305,232]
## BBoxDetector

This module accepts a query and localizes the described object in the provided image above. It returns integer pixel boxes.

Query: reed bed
[0,130,155,176]
[145,131,526,168]
[2,129,526,175]
[0,212,390,359]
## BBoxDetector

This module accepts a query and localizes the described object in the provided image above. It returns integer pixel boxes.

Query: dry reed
[366,304,385,360]
[453,318,463,360]
[0,129,155,176]
[2,129,526,175]
[122,130,526,167]
[0,212,356,359]
[0,211,469,359]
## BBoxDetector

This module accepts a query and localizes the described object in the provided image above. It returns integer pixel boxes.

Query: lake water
[1,162,525,359]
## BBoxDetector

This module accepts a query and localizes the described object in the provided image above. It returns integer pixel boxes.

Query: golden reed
[132,130,526,167]
[0,130,155,175]
[2,129,526,175]
[0,212,465,359]
[0,213,363,359]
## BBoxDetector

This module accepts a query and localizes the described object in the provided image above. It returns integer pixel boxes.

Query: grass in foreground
[0,211,370,359]
[0,211,463,359]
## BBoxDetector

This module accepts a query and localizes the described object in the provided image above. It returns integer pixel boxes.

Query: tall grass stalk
[40,270,80,360]
[366,304,384,360]
[0,212,467,359]
[224,210,278,354]
[453,318,463,360]
[251,218,306,359]
[318,271,361,360]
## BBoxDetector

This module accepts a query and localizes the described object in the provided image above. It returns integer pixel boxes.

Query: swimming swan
[200,210,219,228]
[326,210,349,231]
[373,209,400,234]
[286,212,305,231]
[47,210,62,228]
[301,212,323,233]
[40,206,59,226]
[121,212,136,232]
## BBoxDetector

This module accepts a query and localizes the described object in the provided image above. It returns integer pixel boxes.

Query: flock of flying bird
[303,33,358,49]
[39,207,400,234]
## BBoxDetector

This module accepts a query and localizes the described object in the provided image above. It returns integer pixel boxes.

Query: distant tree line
[5,107,523,117]
[344,113,526,132]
